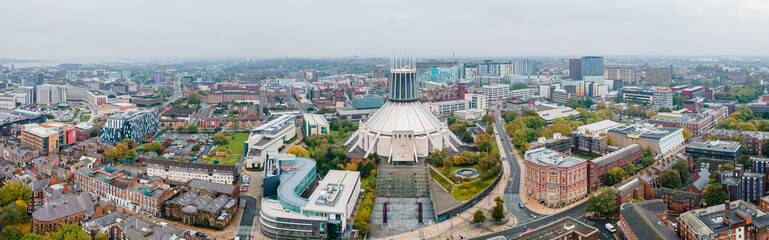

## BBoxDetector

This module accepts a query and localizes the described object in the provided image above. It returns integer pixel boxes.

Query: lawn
[329,130,352,143]
[451,177,496,201]
[430,169,453,192]
[440,165,479,181]
[80,109,91,122]
[206,132,250,164]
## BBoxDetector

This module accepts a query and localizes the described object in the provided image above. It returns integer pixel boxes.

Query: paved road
[237,195,259,240]
[490,110,542,224]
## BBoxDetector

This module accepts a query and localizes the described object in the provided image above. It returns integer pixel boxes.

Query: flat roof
[686,140,741,153]
[525,148,586,168]
[303,113,328,126]
[304,170,360,214]
[513,216,598,240]
[576,119,622,133]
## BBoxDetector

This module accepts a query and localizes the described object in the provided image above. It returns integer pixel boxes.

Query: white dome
[362,101,446,134]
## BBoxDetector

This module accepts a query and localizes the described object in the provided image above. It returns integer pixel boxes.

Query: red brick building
[588,144,643,192]
[618,200,678,240]
[655,187,702,212]
[206,88,260,104]
[524,148,588,208]
[31,193,94,234]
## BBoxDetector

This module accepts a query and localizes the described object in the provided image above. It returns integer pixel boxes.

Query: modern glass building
[581,56,604,78]
[417,66,457,83]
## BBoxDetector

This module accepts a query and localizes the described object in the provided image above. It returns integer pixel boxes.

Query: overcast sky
[2,0,769,61]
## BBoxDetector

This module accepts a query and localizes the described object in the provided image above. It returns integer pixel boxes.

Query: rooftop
[686,140,742,153]
[186,179,236,195]
[513,216,598,240]
[576,119,622,133]
[524,148,586,168]
[264,153,317,207]
[619,199,679,240]
[304,170,360,214]
[592,144,643,168]
[608,124,682,140]
[32,192,94,222]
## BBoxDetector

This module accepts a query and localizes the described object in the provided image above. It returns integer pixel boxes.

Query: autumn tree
[286,145,309,157]
[586,188,617,214]
[475,131,493,153]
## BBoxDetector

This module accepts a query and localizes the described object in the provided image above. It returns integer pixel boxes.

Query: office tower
[35,84,67,105]
[513,59,535,76]
[154,71,163,85]
[646,66,673,85]
[581,56,604,77]
[604,67,637,86]
[569,59,582,80]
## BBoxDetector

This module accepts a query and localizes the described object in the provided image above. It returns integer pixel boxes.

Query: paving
[430,180,459,212]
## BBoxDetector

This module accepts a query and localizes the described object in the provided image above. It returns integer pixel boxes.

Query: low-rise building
[569,130,607,157]
[511,216,599,240]
[655,187,702,212]
[607,124,685,157]
[146,159,237,185]
[20,122,76,155]
[529,133,572,154]
[425,99,469,117]
[302,113,329,136]
[677,200,769,240]
[685,140,742,161]
[618,199,678,240]
[524,148,588,208]
[588,144,643,192]
[259,152,360,239]
[73,166,176,216]
[31,192,94,234]
[244,115,296,169]
[707,129,769,156]
[536,106,579,125]
[454,109,485,121]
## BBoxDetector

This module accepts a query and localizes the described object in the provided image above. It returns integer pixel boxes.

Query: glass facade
[389,72,417,102]
[581,56,604,77]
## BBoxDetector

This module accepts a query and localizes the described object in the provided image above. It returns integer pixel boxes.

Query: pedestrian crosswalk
[237,226,253,239]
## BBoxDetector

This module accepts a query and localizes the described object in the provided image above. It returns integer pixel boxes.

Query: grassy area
[206,132,250,164]
[441,165,479,181]
[575,153,597,161]
[430,169,453,192]
[451,177,496,201]
[329,130,352,143]
[80,109,92,122]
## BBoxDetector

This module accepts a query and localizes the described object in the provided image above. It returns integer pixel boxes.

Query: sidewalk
[378,174,515,240]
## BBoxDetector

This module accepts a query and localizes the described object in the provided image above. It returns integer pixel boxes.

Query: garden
[206,132,250,164]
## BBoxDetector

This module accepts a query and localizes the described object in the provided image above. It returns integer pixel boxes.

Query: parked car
[519,202,525,208]
[240,186,248,192]
[605,223,616,233]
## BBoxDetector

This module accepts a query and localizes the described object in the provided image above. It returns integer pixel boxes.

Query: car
[240,186,248,192]
[525,228,533,232]
[519,202,525,208]
[242,202,247,208]
[605,223,616,233]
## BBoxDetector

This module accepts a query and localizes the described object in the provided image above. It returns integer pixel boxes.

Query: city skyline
[2,0,769,61]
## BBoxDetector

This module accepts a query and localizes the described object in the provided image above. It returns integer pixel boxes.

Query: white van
[605,223,616,233]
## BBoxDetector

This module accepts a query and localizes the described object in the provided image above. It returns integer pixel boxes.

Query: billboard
[67,128,77,145]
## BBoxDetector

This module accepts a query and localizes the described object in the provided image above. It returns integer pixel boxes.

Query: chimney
[724,200,730,215]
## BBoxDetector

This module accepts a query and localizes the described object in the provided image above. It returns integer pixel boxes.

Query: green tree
[21,233,43,240]
[644,146,654,157]
[429,150,443,167]
[482,114,496,125]
[586,188,617,214]
[682,128,692,140]
[44,223,90,240]
[211,132,229,145]
[126,149,137,160]
[703,183,729,207]
[214,126,223,132]
[144,142,165,154]
[95,234,108,240]
[473,210,486,224]
[738,155,752,170]
[603,167,625,186]
[187,92,202,105]
[0,226,22,240]
[673,159,690,180]
[191,144,201,152]
[491,202,505,221]
[659,169,682,189]
[0,182,32,206]
[718,164,735,172]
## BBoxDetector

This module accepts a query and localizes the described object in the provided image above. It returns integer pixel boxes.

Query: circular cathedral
[345,55,461,165]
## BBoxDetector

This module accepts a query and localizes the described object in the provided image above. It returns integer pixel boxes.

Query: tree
[738,155,752,170]
[703,183,729,207]
[682,128,692,140]
[644,146,654,157]
[641,156,655,167]
[95,234,109,240]
[187,92,202,105]
[452,155,466,166]
[658,107,672,113]
[0,182,32,206]
[603,167,625,186]
[645,109,656,118]
[191,145,201,152]
[286,145,309,157]
[486,125,494,134]
[586,188,617,214]
[607,136,615,146]
[211,132,229,145]
[358,162,375,178]
[89,128,99,137]
[475,131,493,153]
[0,226,22,240]
[44,223,90,240]
[106,143,129,161]
[473,210,486,224]
[718,164,735,172]
[673,159,690,180]
[186,125,199,133]
[660,169,682,189]
[231,120,240,129]
[144,142,165,154]
[214,126,223,132]
[126,149,137,161]
[21,233,43,240]
[429,150,443,167]
[482,113,496,125]
[492,201,505,221]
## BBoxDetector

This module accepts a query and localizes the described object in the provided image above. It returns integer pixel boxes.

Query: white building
[36,84,67,105]
[455,109,485,121]
[303,113,329,136]
[482,84,510,106]
[464,93,488,111]
[513,59,535,76]
[536,106,579,124]
[146,159,237,185]
[653,88,673,110]
[0,93,15,109]
[425,100,469,117]
[510,88,537,99]
[245,115,297,169]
